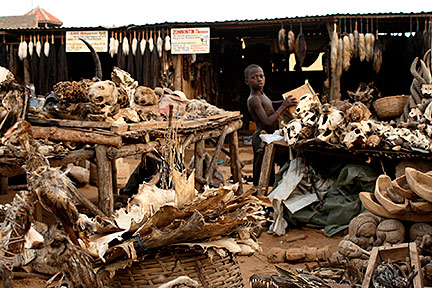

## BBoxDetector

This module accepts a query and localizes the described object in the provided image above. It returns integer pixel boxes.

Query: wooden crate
[282,80,319,119]
[362,242,423,288]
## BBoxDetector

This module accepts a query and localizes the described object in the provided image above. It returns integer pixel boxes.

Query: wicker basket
[372,95,409,119]
[105,247,245,288]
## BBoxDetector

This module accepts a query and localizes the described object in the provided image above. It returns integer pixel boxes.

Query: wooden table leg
[194,139,205,190]
[228,131,243,195]
[205,127,228,184]
[258,143,276,195]
[95,145,114,217]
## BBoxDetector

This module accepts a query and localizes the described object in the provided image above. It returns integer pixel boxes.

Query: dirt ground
[3,144,345,287]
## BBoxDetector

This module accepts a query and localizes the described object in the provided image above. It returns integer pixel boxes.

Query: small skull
[301,111,318,127]
[284,119,302,145]
[294,94,316,118]
[134,86,158,106]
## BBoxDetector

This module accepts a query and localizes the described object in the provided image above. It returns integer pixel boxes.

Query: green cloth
[282,163,379,236]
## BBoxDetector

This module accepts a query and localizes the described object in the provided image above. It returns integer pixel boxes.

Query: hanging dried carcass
[294,29,306,71]
[278,25,287,52]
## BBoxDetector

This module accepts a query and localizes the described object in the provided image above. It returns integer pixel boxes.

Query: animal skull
[134,86,158,106]
[87,80,118,107]
[284,119,302,145]
[294,94,317,118]
[301,111,318,127]
[342,123,367,149]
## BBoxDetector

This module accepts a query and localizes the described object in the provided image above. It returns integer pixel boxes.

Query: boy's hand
[282,95,298,110]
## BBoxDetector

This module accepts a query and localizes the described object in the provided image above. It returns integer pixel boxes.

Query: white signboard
[171,27,210,54]
[66,31,108,53]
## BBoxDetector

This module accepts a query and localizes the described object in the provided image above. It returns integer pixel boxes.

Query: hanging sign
[66,31,108,52]
[171,27,210,54]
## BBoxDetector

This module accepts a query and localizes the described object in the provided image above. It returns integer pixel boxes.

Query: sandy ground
[2,144,344,287]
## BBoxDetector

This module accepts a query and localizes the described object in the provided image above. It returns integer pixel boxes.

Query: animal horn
[79,38,102,79]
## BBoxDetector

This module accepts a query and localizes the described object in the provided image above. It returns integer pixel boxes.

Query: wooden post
[111,158,118,196]
[194,139,205,191]
[258,143,276,195]
[95,145,114,216]
[228,131,243,195]
[205,126,228,184]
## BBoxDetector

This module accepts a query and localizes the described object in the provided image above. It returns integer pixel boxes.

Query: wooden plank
[410,242,424,288]
[361,246,380,288]
[28,116,117,129]
[228,131,243,195]
[49,149,94,168]
[95,145,114,217]
[31,126,122,147]
[258,143,276,195]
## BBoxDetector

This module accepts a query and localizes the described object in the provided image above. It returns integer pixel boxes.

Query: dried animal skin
[278,27,287,52]
[365,33,374,62]
[287,30,295,52]
[36,39,41,57]
[109,36,116,58]
[131,37,138,56]
[343,35,352,71]
[336,38,343,80]
[330,31,338,72]
[140,38,147,55]
[28,39,33,57]
[353,29,359,57]
[122,36,129,56]
[165,35,171,51]
[157,35,163,57]
[358,33,366,61]
[373,39,383,73]
[43,41,50,58]
[295,33,307,70]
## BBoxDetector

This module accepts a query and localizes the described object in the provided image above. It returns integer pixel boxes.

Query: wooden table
[257,139,432,195]
[17,111,244,217]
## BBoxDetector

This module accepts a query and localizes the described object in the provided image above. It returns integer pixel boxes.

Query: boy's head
[244,64,262,80]
[244,64,265,90]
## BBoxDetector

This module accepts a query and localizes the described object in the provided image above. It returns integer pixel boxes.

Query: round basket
[105,247,244,288]
[372,95,409,119]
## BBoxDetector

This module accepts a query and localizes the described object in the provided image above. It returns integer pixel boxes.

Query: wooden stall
[12,111,244,217]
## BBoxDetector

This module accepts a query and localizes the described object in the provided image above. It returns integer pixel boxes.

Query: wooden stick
[228,130,243,195]
[106,142,159,159]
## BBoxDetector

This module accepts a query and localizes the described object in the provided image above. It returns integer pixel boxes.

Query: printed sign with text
[66,31,108,53]
[171,28,210,54]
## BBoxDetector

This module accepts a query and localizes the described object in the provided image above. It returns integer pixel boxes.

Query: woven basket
[106,247,245,288]
[372,95,409,119]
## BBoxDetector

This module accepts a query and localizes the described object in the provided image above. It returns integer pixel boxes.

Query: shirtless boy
[245,64,297,186]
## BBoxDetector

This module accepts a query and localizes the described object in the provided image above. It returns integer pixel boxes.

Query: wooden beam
[31,126,122,147]
[106,141,159,160]
[194,139,205,190]
[95,145,114,216]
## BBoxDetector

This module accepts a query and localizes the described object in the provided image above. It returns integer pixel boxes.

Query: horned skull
[283,119,302,145]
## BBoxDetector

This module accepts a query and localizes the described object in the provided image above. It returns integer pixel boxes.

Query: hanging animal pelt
[353,23,359,58]
[294,32,307,71]
[336,37,344,80]
[349,33,355,55]
[44,38,50,58]
[109,33,116,58]
[373,37,383,73]
[278,27,287,52]
[131,33,138,56]
[365,33,375,62]
[28,37,34,57]
[122,34,129,56]
[330,26,338,72]
[140,32,147,55]
[287,30,295,52]
[358,33,366,61]
[343,34,352,71]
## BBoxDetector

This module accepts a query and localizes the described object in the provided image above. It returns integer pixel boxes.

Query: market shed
[1,11,431,118]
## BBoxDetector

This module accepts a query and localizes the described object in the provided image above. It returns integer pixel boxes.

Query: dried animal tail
[79,38,103,79]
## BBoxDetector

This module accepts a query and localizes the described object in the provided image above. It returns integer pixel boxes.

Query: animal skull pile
[280,93,432,152]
